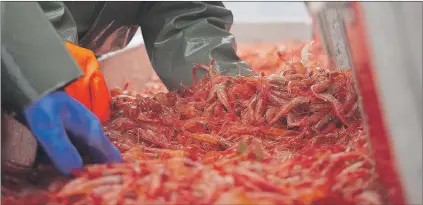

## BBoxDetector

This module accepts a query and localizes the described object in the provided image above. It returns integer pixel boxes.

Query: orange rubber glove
[64,42,111,123]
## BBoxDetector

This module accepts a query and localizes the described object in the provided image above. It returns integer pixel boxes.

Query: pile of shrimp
[136,40,328,95]
[237,40,329,75]
[1,41,389,205]
[2,133,383,205]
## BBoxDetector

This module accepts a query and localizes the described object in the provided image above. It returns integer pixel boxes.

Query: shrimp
[269,96,312,125]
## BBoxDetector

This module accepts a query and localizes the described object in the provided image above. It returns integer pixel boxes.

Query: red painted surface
[344,3,407,204]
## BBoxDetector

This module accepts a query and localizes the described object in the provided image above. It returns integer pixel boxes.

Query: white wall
[225,2,311,23]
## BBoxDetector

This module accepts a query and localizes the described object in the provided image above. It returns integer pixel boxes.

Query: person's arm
[138,1,252,91]
[1,2,82,114]
[34,2,112,123]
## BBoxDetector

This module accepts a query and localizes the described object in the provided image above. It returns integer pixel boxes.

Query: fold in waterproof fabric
[39,2,79,44]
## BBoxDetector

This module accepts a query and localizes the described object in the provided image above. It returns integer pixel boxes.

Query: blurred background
[103,2,311,54]
[107,2,312,51]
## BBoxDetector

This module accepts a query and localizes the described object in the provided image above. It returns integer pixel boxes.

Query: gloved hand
[23,91,123,175]
[64,41,111,123]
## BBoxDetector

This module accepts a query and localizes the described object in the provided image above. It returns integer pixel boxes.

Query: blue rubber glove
[23,91,123,175]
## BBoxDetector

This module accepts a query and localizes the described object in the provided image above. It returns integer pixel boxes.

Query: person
[1,2,252,175]
[1,2,123,176]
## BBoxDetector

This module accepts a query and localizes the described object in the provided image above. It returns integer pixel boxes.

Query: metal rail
[308,2,352,70]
